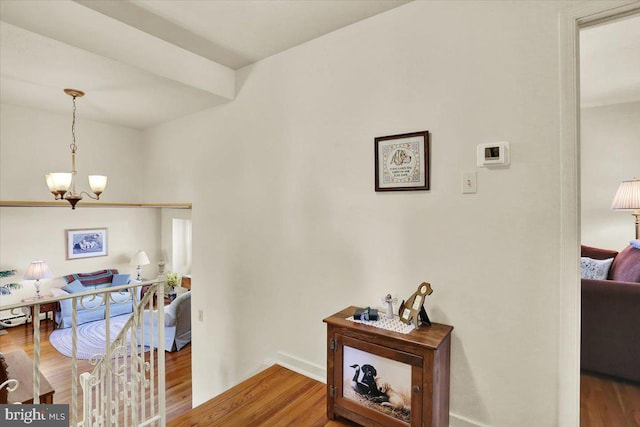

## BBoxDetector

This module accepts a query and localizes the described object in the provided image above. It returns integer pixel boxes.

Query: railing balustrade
[0,280,166,427]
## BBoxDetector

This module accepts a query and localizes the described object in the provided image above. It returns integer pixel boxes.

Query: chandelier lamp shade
[611,177,640,239]
[130,250,151,281]
[24,260,53,300]
[46,89,107,209]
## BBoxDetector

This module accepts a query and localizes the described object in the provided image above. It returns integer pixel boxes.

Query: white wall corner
[272,351,326,384]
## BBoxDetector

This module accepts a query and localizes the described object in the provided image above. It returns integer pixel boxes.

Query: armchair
[140,291,191,352]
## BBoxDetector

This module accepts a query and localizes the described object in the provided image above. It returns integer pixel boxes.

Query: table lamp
[130,250,150,280]
[611,177,640,239]
[24,261,53,299]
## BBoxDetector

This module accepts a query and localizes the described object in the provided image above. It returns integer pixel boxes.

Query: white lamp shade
[611,178,640,210]
[89,175,108,193]
[130,250,150,266]
[46,173,72,192]
[24,261,53,280]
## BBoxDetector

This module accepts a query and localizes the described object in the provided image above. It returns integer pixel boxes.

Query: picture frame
[333,335,422,427]
[375,131,430,192]
[66,228,108,260]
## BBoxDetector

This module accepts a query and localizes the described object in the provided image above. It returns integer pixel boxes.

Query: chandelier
[46,89,107,209]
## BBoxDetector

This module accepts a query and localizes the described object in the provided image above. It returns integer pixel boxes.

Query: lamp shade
[130,250,150,266]
[88,175,108,193]
[46,173,72,192]
[24,261,53,280]
[611,178,640,210]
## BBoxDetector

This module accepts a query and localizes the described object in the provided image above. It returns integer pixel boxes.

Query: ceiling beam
[0,0,235,101]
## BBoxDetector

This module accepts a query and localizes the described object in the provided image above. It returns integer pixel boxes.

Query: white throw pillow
[581,257,614,280]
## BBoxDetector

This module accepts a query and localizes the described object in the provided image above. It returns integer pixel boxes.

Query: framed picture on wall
[66,228,108,260]
[375,131,430,192]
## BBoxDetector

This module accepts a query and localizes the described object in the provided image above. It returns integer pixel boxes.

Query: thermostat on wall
[477,142,510,167]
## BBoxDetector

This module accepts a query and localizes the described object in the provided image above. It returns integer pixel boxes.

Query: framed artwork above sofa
[66,228,108,260]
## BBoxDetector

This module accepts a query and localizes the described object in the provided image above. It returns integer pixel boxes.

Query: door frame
[558,1,640,425]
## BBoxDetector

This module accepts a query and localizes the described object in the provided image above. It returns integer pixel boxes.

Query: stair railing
[0,279,166,427]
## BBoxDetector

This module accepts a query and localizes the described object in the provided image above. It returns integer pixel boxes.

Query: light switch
[462,171,477,194]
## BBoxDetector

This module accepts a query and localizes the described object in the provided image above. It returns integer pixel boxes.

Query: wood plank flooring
[2,319,640,426]
[168,365,357,427]
[580,371,640,427]
[0,318,192,422]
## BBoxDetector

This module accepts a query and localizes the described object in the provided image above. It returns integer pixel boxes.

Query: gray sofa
[51,269,141,329]
[140,291,191,352]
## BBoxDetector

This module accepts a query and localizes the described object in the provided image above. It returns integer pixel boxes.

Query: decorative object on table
[347,314,416,334]
[398,282,433,329]
[45,89,107,209]
[23,261,53,299]
[66,228,108,260]
[0,270,22,296]
[611,177,640,239]
[166,272,179,298]
[381,294,398,319]
[353,306,378,321]
[374,130,430,192]
[130,250,151,280]
[158,258,166,275]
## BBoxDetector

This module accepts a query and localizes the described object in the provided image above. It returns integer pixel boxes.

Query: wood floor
[2,319,639,426]
[580,371,640,427]
[168,364,358,427]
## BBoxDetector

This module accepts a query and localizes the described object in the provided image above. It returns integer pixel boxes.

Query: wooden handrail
[0,200,191,209]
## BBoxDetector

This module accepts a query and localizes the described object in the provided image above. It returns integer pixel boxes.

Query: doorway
[559,2,640,425]
[579,12,640,426]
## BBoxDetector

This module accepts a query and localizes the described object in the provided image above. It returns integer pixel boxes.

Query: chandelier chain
[70,95,77,153]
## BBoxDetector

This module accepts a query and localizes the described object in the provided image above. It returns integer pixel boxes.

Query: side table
[5,349,55,404]
[21,296,56,327]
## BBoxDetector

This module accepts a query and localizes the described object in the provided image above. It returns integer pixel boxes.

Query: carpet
[49,314,146,360]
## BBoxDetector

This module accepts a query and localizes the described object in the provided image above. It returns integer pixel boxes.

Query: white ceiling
[0,0,409,129]
[0,1,637,130]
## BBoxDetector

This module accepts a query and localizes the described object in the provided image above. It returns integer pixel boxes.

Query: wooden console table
[4,349,55,404]
[324,306,453,427]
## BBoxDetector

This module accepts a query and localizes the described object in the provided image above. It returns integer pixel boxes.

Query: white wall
[581,101,640,250]
[142,2,570,426]
[0,104,161,310]
[0,104,142,202]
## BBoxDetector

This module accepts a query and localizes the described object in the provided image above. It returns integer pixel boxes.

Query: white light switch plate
[462,171,477,194]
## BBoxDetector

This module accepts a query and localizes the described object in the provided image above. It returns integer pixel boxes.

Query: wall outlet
[462,171,477,194]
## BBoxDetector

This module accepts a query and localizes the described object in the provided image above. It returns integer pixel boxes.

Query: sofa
[581,243,640,382]
[50,269,141,329]
[140,291,191,352]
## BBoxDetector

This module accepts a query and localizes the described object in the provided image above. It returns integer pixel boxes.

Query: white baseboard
[271,351,327,384]
[450,413,491,427]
